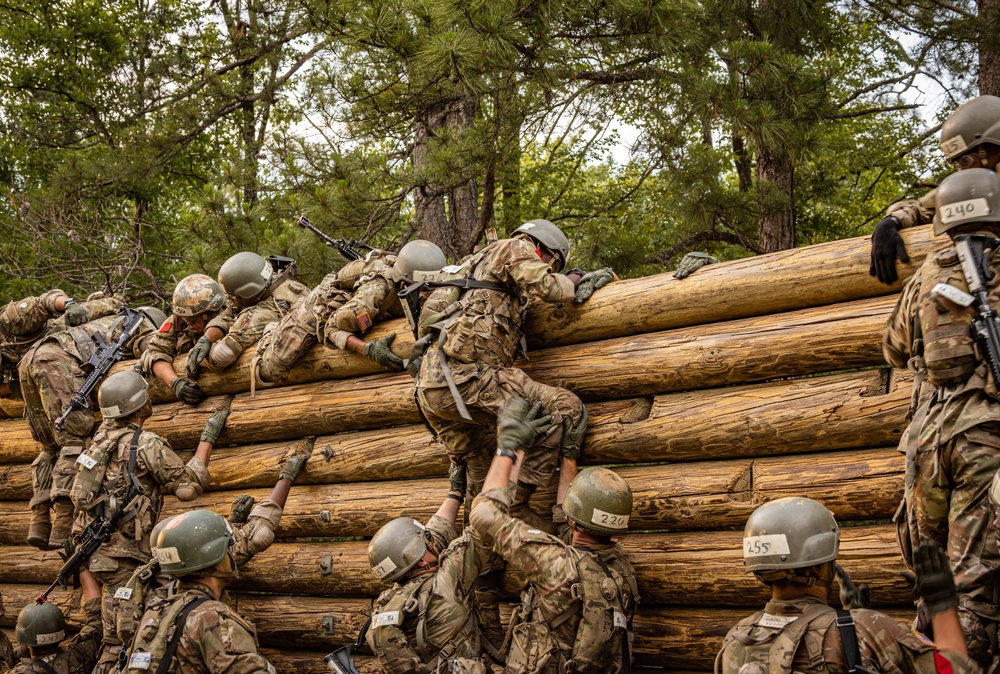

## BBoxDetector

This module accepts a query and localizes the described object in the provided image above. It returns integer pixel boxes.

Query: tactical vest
[715,604,875,674]
[126,592,208,674]
[368,574,478,674]
[916,246,1000,391]
[114,560,161,648]
[509,545,639,674]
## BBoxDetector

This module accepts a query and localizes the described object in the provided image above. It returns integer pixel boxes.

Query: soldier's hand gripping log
[955,235,1000,388]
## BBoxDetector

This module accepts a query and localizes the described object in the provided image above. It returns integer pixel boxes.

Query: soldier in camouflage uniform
[884,169,1000,667]
[121,509,277,674]
[141,275,232,406]
[416,220,611,530]
[871,95,1000,285]
[255,240,446,384]
[716,497,978,674]
[10,567,102,674]
[68,371,230,674]
[176,252,312,384]
[0,591,15,672]
[469,397,638,674]
[365,463,496,673]
[19,303,165,550]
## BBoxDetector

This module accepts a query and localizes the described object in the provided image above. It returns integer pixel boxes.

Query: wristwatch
[496,447,517,462]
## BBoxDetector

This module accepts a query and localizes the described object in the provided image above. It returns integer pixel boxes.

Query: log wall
[0,225,943,671]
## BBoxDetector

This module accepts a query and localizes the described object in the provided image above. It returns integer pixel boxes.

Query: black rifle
[323,617,370,674]
[296,216,370,262]
[954,234,1000,388]
[53,307,146,431]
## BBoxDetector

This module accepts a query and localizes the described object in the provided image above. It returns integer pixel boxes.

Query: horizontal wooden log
[0,524,910,606]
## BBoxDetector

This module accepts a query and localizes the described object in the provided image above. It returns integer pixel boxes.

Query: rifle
[954,234,1000,388]
[296,216,370,262]
[323,616,370,674]
[53,307,146,431]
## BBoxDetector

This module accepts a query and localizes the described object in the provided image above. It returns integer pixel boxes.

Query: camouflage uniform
[138,311,233,375]
[887,190,938,231]
[69,421,211,674]
[367,514,494,672]
[9,598,102,674]
[414,238,582,498]
[716,596,979,674]
[256,253,398,383]
[0,592,14,672]
[469,487,639,674]
[126,581,274,674]
[0,291,72,398]
[884,244,1000,665]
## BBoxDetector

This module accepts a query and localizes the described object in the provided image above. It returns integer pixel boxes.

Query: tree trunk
[756,149,796,252]
[980,0,1000,96]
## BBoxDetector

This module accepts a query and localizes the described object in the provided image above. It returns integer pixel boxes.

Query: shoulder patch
[225,607,256,634]
[912,630,936,647]
[158,320,173,333]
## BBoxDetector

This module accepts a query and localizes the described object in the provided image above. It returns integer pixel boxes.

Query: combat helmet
[395,240,446,278]
[742,497,840,578]
[218,252,272,303]
[137,306,168,330]
[172,274,226,319]
[152,510,234,576]
[16,601,67,647]
[368,517,428,583]
[941,95,1000,161]
[564,467,633,535]
[933,169,1000,236]
[98,371,150,420]
[514,219,570,271]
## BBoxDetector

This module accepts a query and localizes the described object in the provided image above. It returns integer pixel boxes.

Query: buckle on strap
[835,614,856,628]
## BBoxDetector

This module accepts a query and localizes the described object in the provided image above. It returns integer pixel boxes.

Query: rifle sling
[32,656,60,674]
[155,597,209,674]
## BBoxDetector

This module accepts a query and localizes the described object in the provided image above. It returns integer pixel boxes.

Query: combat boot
[26,503,52,550]
[48,498,75,549]
[510,482,556,535]
[474,570,506,664]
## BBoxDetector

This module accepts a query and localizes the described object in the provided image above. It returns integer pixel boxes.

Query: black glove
[185,336,213,380]
[498,397,553,453]
[279,453,310,484]
[869,216,910,286]
[449,462,467,495]
[573,267,615,304]
[560,406,589,460]
[200,403,232,444]
[228,495,255,524]
[363,333,405,372]
[171,376,205,406]
[835,563,871,610]
[63,299,88,327]
[913,541,958,615]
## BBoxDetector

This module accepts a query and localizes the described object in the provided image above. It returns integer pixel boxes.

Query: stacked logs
[0,226,941,671]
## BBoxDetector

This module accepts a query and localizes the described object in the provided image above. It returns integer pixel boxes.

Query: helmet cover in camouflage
[16,601,67,647]
[218,251,272,301]
[367,517,428,582]
[137,306,168,329]
[152,509,234,575]
[742,497,840,572]
[941,95,1000,160]
[564,467,633,535]
[98,371,150,419]
[933,168,1000,235]
[172,274,226,319]
[513,219,570,271]
[395,240,447,278]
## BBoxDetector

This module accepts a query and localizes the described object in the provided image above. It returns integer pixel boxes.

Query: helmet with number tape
[16,601,67,647]
[98,371,150,420]
[395,240,447,279]
[563,467,633,535]
[152,509,233,576]
[513,219,570,272]
[940,96,1000,161]
[933,169,1000,235]
[742,497,839,573]
[368,517,428,583]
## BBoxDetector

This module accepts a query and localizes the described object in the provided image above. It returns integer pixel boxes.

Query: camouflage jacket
[470,487,638,670]
[884,243,1000,444]
[71,422,210,564]
[716,596,980,674]
[207,280,310,369]
[139,311,234,374]
[0,292,121,392]
[326,263,405,350]
[367,515,491,669]
[0,592,13,672]
[415,238,574,387]
[130,583,275,674]
[36,305,158,364]
[887,189,937,230]
[9,598,102,674]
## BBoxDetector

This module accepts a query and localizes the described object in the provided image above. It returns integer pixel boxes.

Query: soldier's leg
[91,560,140,674]
[256,296,320,384]
[27,445,57,549]
[416,386,493,498]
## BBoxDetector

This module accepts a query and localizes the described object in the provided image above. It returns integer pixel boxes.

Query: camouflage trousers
[901,421,1000,666]
[20,342,94,501]
[257,285,351,383]
[415,349,585,497]
[91,558,142,674]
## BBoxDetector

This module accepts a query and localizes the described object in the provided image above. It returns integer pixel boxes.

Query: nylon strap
[155,597,209,674]
[32,657,60,674]
[593,555,632,674]
[835,610,863,674]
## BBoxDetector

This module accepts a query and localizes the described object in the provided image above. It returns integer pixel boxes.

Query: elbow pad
[469,500,498,543]
[208,341,239,368]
